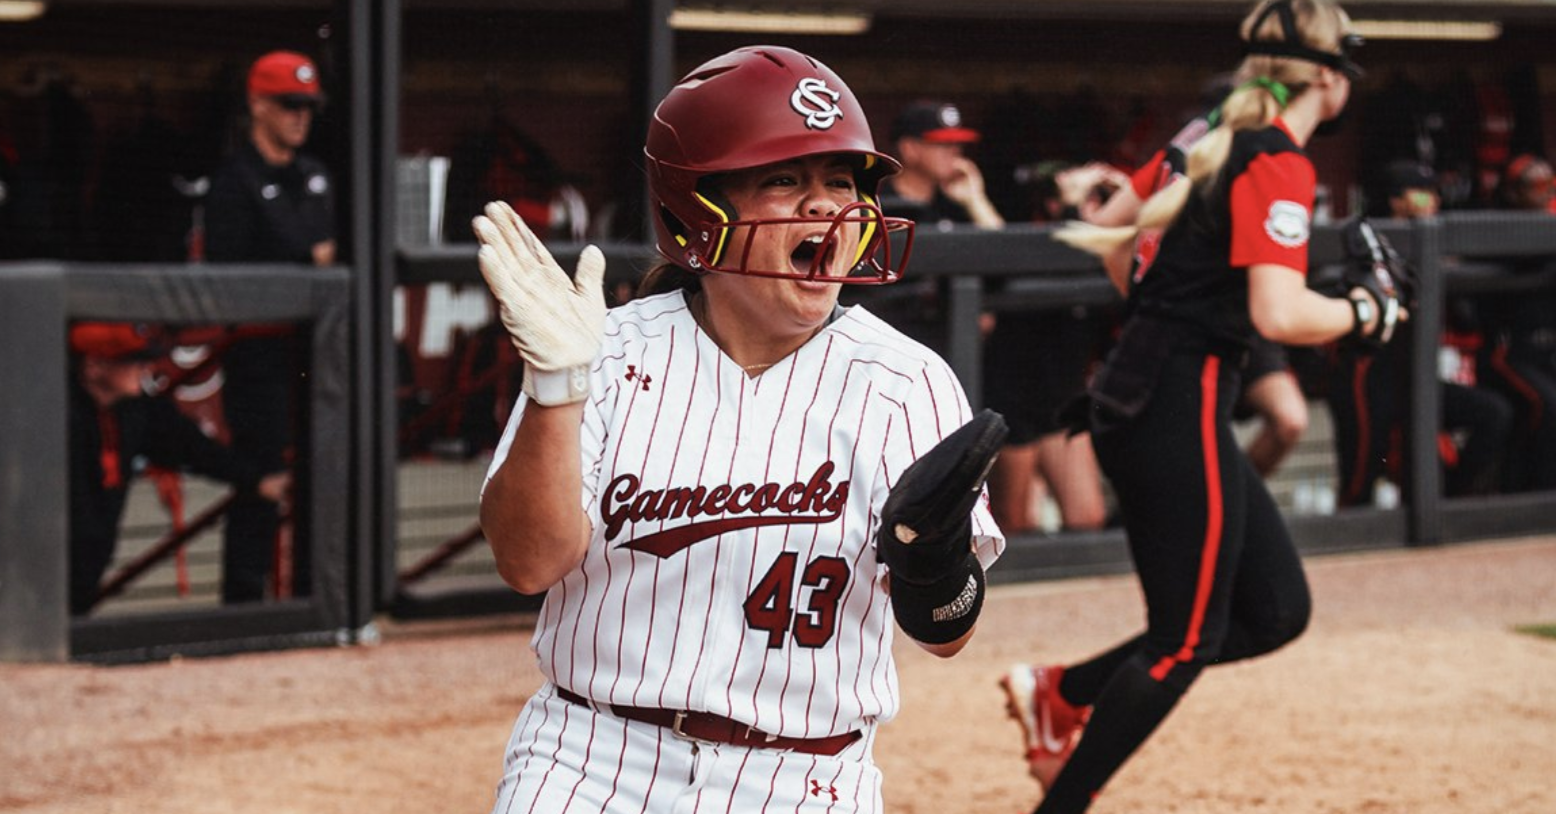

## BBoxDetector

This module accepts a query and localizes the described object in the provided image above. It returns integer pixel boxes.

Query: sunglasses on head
[273,95,320,113]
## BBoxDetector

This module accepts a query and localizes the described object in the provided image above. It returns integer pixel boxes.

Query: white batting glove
[472,201,607,406]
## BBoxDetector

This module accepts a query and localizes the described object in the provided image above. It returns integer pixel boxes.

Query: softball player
[998,3,1404,811]
[474,46,1003,813]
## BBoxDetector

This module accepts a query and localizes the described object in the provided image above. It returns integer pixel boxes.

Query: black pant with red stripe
[1037,349,1312,813]
[1328,342,1514,505]
[221,334,303,603]
[1478,338,1556,493]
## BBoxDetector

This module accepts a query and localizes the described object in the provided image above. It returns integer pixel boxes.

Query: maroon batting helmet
[645,45,913,283]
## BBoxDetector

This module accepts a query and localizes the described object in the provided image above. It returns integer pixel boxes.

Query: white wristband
[523,364,591,406]
[1350,296,1375,338]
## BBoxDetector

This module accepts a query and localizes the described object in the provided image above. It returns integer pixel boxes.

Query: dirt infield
[5,536,1555,814]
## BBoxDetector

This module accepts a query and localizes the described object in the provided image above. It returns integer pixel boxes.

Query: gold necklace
[694,293,777,374]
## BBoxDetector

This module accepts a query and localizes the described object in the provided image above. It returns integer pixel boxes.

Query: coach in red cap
[878,100,1005,230]
[207,50,334,266]
[202,48,335,605]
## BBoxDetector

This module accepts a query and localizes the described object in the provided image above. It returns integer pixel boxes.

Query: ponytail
[1055,75,1295,264]
[1051,221,1137,259]
[1186,78,1292,186]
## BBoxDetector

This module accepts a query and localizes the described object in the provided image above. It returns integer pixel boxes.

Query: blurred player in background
[68,322,289,615]
[1000,3,1401,811]
[1473,153,1556,492]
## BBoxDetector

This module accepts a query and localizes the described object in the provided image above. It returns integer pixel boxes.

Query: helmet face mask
[646,46,915,285]
[681,200,912,284]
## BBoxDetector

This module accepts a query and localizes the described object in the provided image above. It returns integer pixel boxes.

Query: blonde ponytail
[1181,79,1288,188]
[1051,222,1138,259]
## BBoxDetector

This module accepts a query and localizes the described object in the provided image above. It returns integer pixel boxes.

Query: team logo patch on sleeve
[1264,200,1310,248]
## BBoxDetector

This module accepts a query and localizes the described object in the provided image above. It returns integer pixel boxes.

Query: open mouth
[790,233,840,277]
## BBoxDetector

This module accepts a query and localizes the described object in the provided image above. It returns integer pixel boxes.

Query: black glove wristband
[890,549,986,645]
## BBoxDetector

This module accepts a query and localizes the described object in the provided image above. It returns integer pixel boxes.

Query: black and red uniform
[69,382,264,615]
[1040,121,1316,811]
[1328,304,1514,506]
[1128,112,1301,419]
[1471,261,1556,493]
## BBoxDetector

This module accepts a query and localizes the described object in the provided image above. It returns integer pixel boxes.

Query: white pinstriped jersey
[487,290,1004,738]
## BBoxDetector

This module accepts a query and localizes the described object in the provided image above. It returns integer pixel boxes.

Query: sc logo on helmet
[791,77,844,130]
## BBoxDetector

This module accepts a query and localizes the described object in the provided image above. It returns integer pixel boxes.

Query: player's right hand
[941,156,988,207]
[473,201,607,404]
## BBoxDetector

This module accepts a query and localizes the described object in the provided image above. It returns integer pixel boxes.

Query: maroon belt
[554,687,861,756]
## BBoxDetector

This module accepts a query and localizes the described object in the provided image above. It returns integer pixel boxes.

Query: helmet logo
[790,77,844,130]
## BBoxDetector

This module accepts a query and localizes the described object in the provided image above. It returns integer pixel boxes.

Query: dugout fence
[0,262,359,663]
[389,212,1556,603]
[5,213,1556,663]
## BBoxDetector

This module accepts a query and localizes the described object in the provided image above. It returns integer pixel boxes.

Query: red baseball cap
[69,322,169,361]
[892,101,981,144]
[248,50,324,100]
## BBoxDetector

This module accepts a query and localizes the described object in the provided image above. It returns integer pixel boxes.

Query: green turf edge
[1514,624,1556,640]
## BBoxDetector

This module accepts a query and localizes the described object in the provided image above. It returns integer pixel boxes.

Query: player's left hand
[877,409,1008,585]
[1338,217,1415,350]
[257,471,293,514]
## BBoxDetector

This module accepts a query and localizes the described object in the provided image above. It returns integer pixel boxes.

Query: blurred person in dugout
[1500,153,1556,213]
[68,322,290,616]
[987,161,1136,534]
[204,49,335,602]
[871,101,997,350]
[1471,153,1556,492]
[878,101,1109,533]
[1231,327,1311,479]
[878,100,1005,230]
[1328,160,1513,506]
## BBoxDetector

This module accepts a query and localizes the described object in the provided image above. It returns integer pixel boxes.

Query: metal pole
[1406,217,1444,546]
[0,266,68,661]
[634,0,676,243]
[947,275,984,408]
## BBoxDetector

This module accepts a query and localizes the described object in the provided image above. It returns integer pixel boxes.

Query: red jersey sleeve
[1130,149,1168,198]
[1229,150,1315,274]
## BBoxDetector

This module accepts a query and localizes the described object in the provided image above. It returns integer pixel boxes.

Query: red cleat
[999,664,1089,789]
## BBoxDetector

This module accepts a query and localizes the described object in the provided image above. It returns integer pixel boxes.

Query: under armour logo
[625,365,652,391]
[808,780,838,802]
[790,77,843,130]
